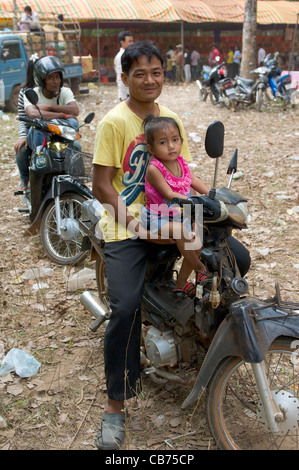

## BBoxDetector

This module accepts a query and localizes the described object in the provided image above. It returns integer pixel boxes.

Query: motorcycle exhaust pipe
[80,291,111,332]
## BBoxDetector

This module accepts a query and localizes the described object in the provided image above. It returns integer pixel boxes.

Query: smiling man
[92,41,191,450]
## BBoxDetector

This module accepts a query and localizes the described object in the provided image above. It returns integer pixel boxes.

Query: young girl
[142,115,209,296]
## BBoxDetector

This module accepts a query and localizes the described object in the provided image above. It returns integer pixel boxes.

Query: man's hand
[14,137,27,153]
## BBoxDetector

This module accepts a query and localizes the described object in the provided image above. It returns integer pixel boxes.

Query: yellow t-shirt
[93,101,191,242]
[227,51,234,64]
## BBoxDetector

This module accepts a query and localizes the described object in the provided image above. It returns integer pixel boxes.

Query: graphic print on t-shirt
[120,134,149,207]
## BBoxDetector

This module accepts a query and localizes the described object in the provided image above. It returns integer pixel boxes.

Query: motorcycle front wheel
[206,337,299,450]
[256,88,269,112]
[40,193,87,265]
[199,88,208,101]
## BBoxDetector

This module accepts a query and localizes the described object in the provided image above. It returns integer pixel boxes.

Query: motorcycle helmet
[34,56,65,89]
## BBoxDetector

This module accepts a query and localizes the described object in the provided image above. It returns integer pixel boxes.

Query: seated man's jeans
[15,144,31,185]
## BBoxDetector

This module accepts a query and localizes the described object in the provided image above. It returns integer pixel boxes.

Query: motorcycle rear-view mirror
[205,121,224,159]
[227,149,238,174]
[84,112,95,124]
[25,88,39,106]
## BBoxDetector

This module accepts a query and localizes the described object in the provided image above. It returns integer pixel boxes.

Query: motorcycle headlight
[226,201,250,226]
[47,123,80,141]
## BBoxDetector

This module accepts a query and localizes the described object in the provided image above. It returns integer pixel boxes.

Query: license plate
[285,83,293,90]
[226,88,236,96]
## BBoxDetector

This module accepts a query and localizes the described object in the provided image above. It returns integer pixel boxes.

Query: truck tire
[6,85,21,113]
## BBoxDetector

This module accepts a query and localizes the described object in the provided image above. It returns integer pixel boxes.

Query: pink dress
[141,155,192,232]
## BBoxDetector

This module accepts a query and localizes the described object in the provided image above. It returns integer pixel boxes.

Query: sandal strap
[96,413,126,450]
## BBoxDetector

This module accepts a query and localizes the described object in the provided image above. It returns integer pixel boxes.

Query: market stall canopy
[0,0,181,23]
[0,0,298,24]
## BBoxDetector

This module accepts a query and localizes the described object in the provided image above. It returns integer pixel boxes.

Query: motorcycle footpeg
[17,208,30,213]
[14,190,26,195]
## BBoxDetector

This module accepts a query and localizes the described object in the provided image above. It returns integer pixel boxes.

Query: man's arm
[25,101,79,120]
[92,164,138,231]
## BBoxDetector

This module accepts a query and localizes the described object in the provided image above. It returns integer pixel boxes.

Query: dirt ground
[0,81,298,451]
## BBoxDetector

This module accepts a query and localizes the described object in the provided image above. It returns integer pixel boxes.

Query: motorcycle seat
[238,77,255,87]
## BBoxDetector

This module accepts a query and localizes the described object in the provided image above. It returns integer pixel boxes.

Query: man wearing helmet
[24,56,80,152]
[24,56,79,122]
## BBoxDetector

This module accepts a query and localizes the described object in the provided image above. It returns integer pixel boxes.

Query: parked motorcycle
[79,121,299,450]
[231,65,269,112]
[196,58,235,108]
[263,52,294,102]
[14,89,94,265]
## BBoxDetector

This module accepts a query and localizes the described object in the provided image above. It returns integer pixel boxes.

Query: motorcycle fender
[25,180,92,235]
[181,296,299,409]
[257,81,267,90]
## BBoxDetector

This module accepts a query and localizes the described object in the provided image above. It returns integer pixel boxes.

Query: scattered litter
[256,248,269,256]
[188,132,201,143]
[32,282,49,290]
[275,218,286,226]
[22,267,55,280]
[0,416,7,429]
[232,171,243,180]
[67,267,96,291]
[165,431,196,448]
[0,348,41,378]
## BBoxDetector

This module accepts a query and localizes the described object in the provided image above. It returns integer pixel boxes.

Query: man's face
[122,55,164,103]
[121,35,134,50]
[44,72,61,97]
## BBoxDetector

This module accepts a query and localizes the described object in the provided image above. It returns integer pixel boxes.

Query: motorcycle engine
[143,326,177,367]
[142,324,198,369]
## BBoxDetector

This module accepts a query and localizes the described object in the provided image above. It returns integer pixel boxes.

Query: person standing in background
[184,45,191,83]
[191,47,200,81]
[226,46,234,78]
[233,44,242,77]
[174,44,184,84]
[114,31,134,101]
[258,44,266,66]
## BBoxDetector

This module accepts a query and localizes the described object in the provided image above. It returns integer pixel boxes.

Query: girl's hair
[143,114,181,148]
[21,59,35,89]
[121,40,164,75]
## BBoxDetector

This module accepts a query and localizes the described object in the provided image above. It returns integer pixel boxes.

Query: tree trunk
[240,0,257,78]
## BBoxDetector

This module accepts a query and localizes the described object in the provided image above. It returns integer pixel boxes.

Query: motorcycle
[231,65,269,112]
[14,88,94,265]
[196,58,236,108]
[79,121,299,450]
[263,52,294,103]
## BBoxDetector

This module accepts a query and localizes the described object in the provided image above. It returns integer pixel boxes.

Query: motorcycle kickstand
[251,361,284,433]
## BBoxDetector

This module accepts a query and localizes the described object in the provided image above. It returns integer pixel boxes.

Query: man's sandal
[96,413,126,450]
[173,281,196,297]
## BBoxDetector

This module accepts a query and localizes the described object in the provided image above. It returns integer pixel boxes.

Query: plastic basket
[64,148,93,180]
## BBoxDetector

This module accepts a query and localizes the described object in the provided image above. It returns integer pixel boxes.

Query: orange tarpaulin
[0,0,181,22]
[0,0,298,24]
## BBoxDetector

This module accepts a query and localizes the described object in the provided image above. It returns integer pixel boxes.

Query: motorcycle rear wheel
[206,337,299,450]
[40,193,87,265]
[95,254,109,304]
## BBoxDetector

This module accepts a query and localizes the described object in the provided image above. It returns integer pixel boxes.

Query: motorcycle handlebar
[171,195,222,221]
